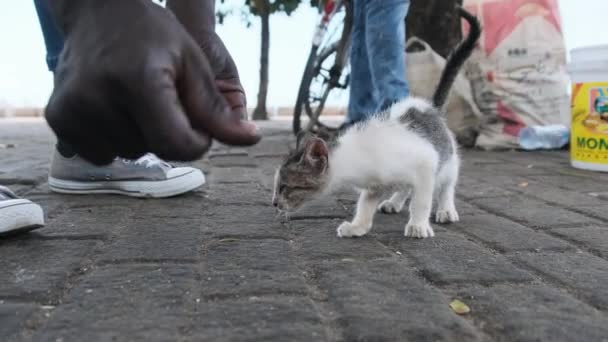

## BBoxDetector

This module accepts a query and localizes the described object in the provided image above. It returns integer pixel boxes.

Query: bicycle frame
[293,0,353,134]
[312,0,352,77]
[312,0,344,47]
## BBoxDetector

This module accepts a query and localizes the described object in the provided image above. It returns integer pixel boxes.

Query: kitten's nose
[272,197,278,207]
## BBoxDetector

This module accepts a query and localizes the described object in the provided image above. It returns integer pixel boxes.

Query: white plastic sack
[463,0,570,150]
[405,37,483,146]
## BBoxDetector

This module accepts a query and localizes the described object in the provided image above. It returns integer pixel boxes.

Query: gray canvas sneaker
[0,185,45,236]
[48,150,205,198]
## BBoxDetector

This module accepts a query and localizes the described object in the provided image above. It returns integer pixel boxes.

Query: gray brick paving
[445,284,608,342]
[511,251,608,311]
[2,119,608,341]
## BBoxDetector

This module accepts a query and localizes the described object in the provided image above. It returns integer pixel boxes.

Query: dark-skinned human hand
[45,0,260,165]
[167,0,247,120]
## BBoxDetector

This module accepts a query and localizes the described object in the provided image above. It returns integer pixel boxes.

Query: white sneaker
[0,185,44,236]
[49,151,205,198]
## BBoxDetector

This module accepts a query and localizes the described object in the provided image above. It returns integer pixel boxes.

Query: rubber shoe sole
[0,199,45,236]
[48,168,205,198]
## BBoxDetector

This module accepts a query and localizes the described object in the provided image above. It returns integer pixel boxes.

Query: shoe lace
[121,153,170,169]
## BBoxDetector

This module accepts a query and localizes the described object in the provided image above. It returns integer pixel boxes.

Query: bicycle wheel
[293,2,350,135]
[293,46,319,135]
[304,43,350,132]
[293,44,351,135]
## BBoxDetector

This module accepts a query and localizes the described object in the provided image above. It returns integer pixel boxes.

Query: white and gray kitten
[272,8,481,239]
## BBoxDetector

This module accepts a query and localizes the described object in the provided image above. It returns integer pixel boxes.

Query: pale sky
[0,0,606,108]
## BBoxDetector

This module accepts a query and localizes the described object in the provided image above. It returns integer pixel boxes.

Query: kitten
[272,7,481,238]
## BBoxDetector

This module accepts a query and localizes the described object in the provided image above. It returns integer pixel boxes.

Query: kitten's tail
[431,6,482,109]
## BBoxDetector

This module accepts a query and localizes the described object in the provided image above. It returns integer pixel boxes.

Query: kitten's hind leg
[435,161,460,224]
[435,179,459,224]
[337,190,382,238]
[405,173,435,238]
[378,190,409,214]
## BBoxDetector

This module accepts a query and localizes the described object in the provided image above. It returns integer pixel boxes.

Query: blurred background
[0,0,606,117]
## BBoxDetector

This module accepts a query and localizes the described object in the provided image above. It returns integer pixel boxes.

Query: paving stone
[0,302,38,340]
[27,191,145,214]
[98,217,203,261]
[470,195,600,228]
[457,177,515,199]
[477,162,557,176]
[204,156,258,169]
[208,148,250,157]
[248,137,291,157]
[200,270,308,300]
[204,239,296,273]
[450,212,574,253]
[472,174,537,192]
[203,221,288,240]
[512,251,608,310]
[569,205,608,222]
[201,184,272,206]
[530,174,608,193]
[207,166,263,185]
[129,195,206,219]
[378,232,534,284]
[192,296,326,341]
[290,219,393,262]
[551,226,608,258]
[35,265,197,341]
[447,284,608,342]
[287,198,349,220]
[316,260,482,341]
[460,152,506,165]
[201,239,309,300]
[0,158,48,185]
[495,150,570,167]
[0,239,98,301]
[513,180,602,207]
[454,199,486,216]
[207,149,250,159]
[39,206,131,238]
[203,204,278,225]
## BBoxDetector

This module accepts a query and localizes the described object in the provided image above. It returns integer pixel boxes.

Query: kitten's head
[272,132,330,212]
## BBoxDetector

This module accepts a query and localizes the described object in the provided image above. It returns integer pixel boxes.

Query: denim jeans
[34,0,79,157]
[33,0,64,72]
[347,0,410,124]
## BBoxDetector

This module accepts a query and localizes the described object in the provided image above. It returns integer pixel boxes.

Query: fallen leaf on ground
[450,299,471,315]
[518,182,529,188]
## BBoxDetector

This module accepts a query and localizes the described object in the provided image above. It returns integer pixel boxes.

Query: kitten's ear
[302,137,329,171]
[296,131,314,149]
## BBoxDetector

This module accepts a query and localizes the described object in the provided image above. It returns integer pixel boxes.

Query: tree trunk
[406,0,464,58]
[252,0,270,120]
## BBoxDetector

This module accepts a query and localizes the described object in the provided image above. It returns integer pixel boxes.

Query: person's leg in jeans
[33,0,205,198]
[346,0,380,125]
[365,0,410,113]
[33,0,75,157]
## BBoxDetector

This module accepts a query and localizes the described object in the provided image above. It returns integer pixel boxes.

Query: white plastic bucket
[567,45,608,172]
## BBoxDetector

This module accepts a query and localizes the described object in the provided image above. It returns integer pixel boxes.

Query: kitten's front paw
[435,208,459,224]
[337,221,369,238]
[378,200,403,214]
[405,221,435,238]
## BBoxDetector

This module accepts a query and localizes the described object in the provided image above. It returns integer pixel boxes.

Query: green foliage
[217,0,321,26]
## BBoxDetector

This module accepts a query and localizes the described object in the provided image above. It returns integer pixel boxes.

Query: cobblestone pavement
[2,118,608,342]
